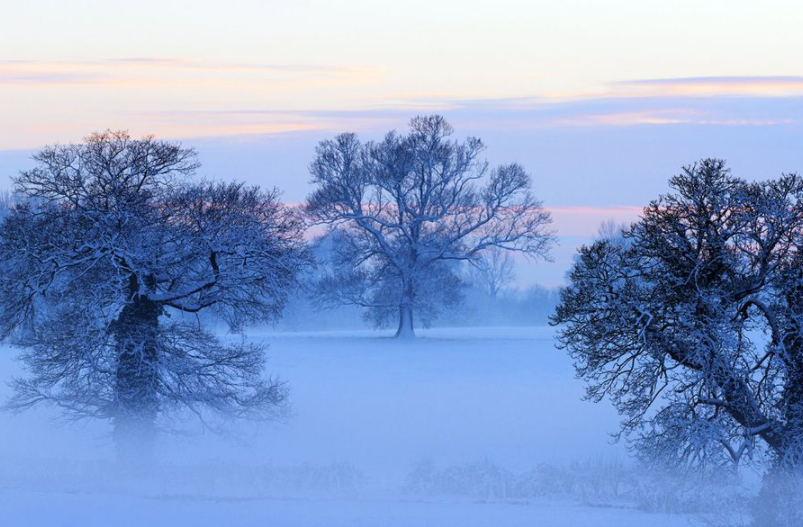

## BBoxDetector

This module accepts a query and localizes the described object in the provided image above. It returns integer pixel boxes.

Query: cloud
[2,70,802,152]
[0,71,110,85]
[548,206,642,237]
[0,59,373,87]
[95,58,363,74]
[104,90,800,150]
[546,109,794,128]
[383,91,803,129]
[611,76,803,98]
[620,76,803,86]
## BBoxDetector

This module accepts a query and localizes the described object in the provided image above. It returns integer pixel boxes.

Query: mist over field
[0,327,724,527]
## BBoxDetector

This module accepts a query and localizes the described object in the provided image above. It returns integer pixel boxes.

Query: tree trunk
[780,349,803,467]
[395,279,415,338]
[112,293,161,465]
[780,284,803,468]
[395,303,415,338]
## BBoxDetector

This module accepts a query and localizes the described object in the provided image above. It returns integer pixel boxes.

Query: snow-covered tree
[306,115,554,337]
[553,159,803,470]
[311,229,465,331]
[0,131,307,460]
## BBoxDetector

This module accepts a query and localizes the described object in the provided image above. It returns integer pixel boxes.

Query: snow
[0,326,695,526]
[0,491,690,527]
[234,326,622,473]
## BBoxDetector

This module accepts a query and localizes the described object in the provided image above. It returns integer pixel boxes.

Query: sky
[1,0,802,285]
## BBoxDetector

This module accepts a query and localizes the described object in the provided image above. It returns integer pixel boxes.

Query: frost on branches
[306,115,554,338]
[0,131,307,460]
[553,159,803,470]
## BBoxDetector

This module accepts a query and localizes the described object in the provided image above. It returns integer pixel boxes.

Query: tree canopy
[553,159,803,469]
[306,115,554,337]
[0,131,307,458]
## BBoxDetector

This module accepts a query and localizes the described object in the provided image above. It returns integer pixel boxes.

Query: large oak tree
[553,159,803,472]
[0,131,307,460]
[306,115,554,337]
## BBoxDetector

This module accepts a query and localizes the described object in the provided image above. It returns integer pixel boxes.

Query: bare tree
[0,131,307,460]
[468,246,516,300]
[306,115,554,337]
[553,159,803,472]
[595,219,628,246]
[0,190,18,220]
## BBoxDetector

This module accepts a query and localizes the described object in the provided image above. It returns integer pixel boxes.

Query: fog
[1,326,621,476]
[0,325,762,526]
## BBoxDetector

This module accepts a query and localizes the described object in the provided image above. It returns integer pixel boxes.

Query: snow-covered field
[0,490,692,527]
[0,327,699,526]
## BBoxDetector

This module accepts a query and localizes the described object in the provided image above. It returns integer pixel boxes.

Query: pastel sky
[2,0,802,285]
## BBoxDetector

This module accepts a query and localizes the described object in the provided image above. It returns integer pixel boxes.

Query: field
[0,327,700,526]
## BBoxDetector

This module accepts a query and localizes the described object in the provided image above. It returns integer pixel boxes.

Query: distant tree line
[276,272,560,332]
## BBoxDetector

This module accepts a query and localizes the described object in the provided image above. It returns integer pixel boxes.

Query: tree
[467,246,516,300]
[552,159,803,471]
[0,190,17,220]
[305,115,554,337]
[0,131,307,460]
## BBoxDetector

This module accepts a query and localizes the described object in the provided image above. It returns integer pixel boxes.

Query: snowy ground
[0,327,699,526]
[0,491,692,527]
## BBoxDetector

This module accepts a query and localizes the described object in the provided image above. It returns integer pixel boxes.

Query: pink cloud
[612,76,803,98]
[547,206,642,237]
[0,59,374,87]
